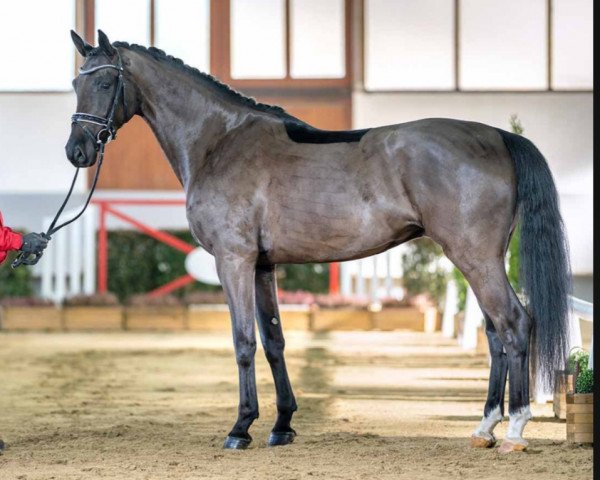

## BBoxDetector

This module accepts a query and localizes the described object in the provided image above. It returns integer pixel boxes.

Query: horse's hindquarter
[387,119,517,255]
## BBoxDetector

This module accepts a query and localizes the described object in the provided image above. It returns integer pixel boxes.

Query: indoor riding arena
[0,1,593,480]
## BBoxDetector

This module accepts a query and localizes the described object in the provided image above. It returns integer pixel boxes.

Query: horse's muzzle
[65,133,97,168]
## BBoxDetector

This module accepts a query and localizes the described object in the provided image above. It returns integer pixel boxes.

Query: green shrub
[576,368,594,394]
[107,230,219,302]
[452,268,468,312]
[401,238,448,308]
[506,114,524,293]
[276,263,328,293]
[509,114,524,135]
[106,230,329,301]
[567,349,590,374]
[0,253,33,298]
[507,226,520,293]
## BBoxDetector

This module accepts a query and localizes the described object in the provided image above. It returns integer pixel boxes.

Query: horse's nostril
[74,146,86,164]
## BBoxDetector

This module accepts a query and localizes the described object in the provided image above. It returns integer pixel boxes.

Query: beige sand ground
[0,331,592,479]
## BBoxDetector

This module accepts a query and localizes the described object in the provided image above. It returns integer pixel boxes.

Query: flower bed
[0,297,62,331]
[125,294,187,331]
[372,296,439,333]
[63,293,123,331]
[0,290,441,333]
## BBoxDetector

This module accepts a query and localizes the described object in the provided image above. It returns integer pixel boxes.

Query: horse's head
[66,30,137,168]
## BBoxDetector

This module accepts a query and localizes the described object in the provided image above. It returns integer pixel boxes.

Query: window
[459,0,547,90]
[230,0,287,79]
[364,0,591,92]
[1,0,351,92]
[95,0,151,46]
[0,0,75,91]
[365,0,455,90]
[290,0,346,79]
[154,0,211,72]
[551,0,593,89]
[227,0,350,85]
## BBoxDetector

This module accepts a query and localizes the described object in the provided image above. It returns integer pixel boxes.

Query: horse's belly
[263,201,417,264]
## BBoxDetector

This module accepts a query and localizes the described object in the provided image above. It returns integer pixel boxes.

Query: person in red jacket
[0,212,49,265]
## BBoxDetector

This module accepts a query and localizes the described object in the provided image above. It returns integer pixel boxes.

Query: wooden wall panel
[95,116,181,190]
[261,95,352,130]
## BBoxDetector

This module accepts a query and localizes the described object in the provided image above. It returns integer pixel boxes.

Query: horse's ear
[71,30,93,57]
[97,29,115,57]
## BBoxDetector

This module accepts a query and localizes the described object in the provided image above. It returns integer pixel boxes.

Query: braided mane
[91,41,300,122]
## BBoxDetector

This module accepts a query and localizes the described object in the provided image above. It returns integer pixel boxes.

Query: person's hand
[20,232,51,255]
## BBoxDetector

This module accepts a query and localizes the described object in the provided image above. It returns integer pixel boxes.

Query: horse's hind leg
[471,314,507,448]
[255,264,298,446]
[448,254,532,452]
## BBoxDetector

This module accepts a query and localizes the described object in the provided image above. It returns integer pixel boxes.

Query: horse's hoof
[223,436,251,450]
[470,434,496,448]
[267,430,296,447]
[498,438,528,454]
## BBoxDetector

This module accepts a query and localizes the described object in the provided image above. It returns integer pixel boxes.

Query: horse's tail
[496,128,571,389]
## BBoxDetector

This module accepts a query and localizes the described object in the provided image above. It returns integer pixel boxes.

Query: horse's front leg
[255,264,298,446]
[217,253,259,450]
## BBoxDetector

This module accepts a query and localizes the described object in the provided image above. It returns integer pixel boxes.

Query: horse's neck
[128,54,249,190]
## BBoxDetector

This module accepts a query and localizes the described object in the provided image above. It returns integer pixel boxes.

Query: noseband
[71,51,127,151]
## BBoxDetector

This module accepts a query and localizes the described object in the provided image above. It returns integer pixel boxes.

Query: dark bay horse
[66,31,571,453]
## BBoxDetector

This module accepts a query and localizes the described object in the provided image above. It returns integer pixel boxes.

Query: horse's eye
[101,82,111,90]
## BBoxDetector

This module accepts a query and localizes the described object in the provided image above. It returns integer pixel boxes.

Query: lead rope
[11,149,104,268]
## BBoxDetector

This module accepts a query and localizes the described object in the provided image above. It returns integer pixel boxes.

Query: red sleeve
[0,213,23,253]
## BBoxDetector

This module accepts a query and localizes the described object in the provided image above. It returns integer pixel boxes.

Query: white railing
[570,296,593,369]
[37,205,97,303]
[532,296,594,403]
[340,245,407,301]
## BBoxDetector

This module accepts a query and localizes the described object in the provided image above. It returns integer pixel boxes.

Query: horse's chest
[186,191,260,253]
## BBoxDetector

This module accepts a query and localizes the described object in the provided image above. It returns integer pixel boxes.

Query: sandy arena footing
[0,331,592,479]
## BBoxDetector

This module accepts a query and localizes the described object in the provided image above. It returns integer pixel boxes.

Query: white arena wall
[0,93,83,194]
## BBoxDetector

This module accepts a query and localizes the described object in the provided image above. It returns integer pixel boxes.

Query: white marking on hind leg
[505,406,532,445]
[473,405,503,441]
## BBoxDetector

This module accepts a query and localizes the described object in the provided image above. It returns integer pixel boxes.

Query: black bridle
[12,52,127,268]
[71,51,127,149]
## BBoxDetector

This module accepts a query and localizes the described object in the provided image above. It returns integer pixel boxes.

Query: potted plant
[565,349,593,444]
[554,348,586,419]
[125,294,187,331]
[0,296,62,331]
[62,293,123,331]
